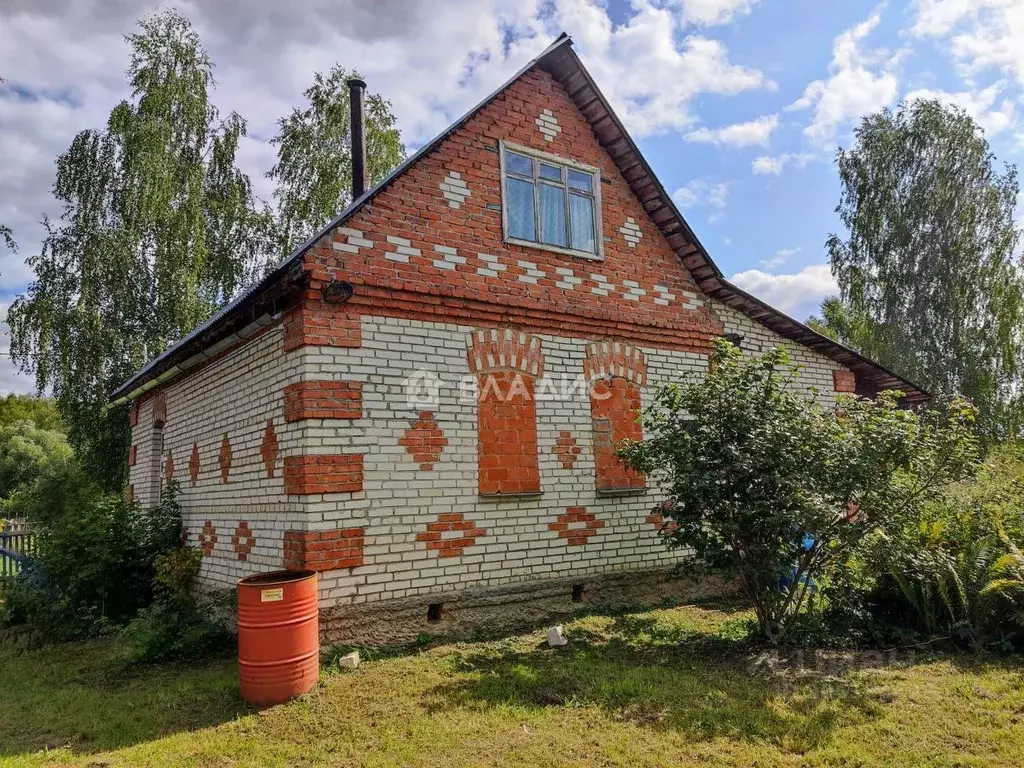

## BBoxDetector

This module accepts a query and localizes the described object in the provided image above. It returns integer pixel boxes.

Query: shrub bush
[0,462,184,639]
[122,548,231,663]
[620,340,981,645]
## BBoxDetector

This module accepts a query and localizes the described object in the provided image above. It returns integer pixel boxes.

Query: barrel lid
[238,569,317,588]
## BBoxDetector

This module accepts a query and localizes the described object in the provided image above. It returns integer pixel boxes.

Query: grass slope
[1,603,1023,767]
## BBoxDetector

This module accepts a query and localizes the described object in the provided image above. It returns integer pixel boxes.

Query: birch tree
[826,99,1024,436]
[8,10,263,487]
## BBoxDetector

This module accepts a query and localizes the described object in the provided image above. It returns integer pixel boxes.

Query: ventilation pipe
[347,78,367,201]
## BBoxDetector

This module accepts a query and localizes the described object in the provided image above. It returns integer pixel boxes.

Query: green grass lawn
[2,603,1023,767]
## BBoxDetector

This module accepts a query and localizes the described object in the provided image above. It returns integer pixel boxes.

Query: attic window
[499,141,603,261]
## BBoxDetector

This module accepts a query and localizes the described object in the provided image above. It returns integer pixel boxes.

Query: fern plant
[982,526,1024,630]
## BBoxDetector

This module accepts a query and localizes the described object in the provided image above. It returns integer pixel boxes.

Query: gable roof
[110,33,928,406]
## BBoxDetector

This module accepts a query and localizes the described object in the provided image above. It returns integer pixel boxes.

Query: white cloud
[0,0,773,285]
[910,0,980,37]
[904,83,1017,136]
[788,9,901,147]
[729,263,837,315]
[911,1,1024,93]
[685,114,778,147]
[677,0,762,26]
[672,178,730,209]
[759,246,802,269]
[559,0,773,137]
[751,152,814,175]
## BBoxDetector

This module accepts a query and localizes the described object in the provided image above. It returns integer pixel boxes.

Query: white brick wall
[128,324,307,586]
[715,302,850,409]
[127,306,852,605]
[295,316,706,605]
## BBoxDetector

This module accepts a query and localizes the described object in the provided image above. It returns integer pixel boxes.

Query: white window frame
[499,140,605,262]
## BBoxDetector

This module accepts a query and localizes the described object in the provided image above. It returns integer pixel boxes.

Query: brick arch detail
[469,329,545,496]
[586,341,646,492]
[467,328,544,377]
[584,340,647,386]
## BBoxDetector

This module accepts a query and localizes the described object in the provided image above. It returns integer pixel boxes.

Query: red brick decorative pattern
[283,528,364,571]
[282,297,361,352]
[299,68,724,356]
[399,411,448,470]
[468,329,543,495]
[584,341,648,386]
[283,454,364,495]
[477,370,540,495]
[646,501,679,535]
[152,391,167,427]
[198,520,217,557]
[283,381,362,422]
[232,521,256,561]
[833,369,856,393]
[466,328,544,377]
[553,431,581,469]
[188,443,200,487]
[590,376,645,491]
[218,434,232,484]
[129,401,140,428]
[128,445,136,467]
[646,513,679,535]
[416,513,486,558]
[549,506,605,546]
[260,420,279,478]
[164,451,174,481]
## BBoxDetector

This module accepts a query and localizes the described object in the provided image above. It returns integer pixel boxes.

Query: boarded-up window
[585,341,646,492]
[468,329,544,495]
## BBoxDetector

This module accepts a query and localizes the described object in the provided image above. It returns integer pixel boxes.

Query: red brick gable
[302,67,722,353]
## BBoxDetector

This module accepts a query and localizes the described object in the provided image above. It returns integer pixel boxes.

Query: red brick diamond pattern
[549,506,605,546]
[198,520,217,557]
[553,431,581,469]
[218,434,232,484]
[188,443,200,487]
[232,521,256,561]
[260,419,279,478]
[647,502,680,535]
[399,411,448,471]
[165,451,174,481]
[416,513,486,557]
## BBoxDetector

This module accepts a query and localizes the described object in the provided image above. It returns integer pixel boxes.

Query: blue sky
[2,0,1023,394]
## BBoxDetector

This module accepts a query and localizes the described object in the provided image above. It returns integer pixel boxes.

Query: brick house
[112,35,926,644]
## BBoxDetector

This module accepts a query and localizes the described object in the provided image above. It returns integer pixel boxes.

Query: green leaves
[826,99,1024,438]
[7,11,408,491]
[267,65,406,257]
[7,10,263,489]
[621,340,980,644]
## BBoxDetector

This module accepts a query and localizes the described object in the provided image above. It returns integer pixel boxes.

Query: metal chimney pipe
[347,78,367,201]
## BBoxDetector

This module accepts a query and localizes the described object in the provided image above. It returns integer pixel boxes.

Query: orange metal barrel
[237,569,319,706]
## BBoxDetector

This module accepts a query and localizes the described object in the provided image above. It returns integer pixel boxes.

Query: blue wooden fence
[0,531,35,577]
